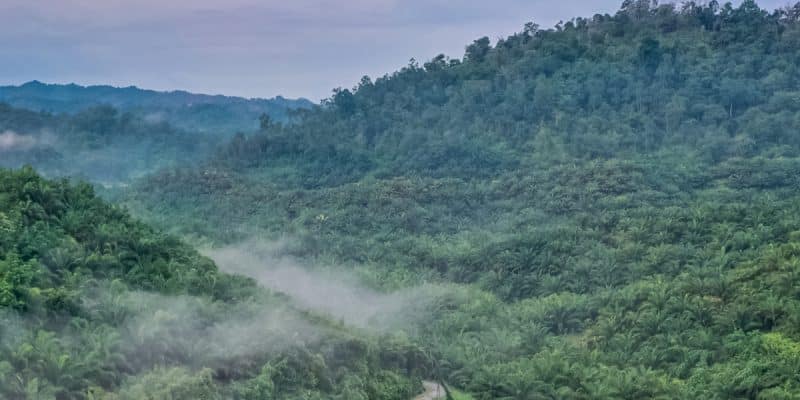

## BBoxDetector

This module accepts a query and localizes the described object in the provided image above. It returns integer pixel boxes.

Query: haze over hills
[0,102,218,183]
[0,80,314,133]
[5,1,800,400]
[0,82,314,183]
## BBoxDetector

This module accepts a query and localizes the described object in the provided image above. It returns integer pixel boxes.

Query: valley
[3,1,800,399]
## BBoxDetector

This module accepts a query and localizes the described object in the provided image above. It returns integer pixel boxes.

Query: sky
[0,1,789,101]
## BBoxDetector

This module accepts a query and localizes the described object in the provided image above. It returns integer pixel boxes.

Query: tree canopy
[6,1,800,399]
[124,1,800,398]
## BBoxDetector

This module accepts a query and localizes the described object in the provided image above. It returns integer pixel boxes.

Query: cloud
[0,131,49,151]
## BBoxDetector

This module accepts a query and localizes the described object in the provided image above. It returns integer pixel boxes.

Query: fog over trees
[4,1,800,399]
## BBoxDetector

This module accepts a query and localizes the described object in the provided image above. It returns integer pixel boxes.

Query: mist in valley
[8,1,800,398]
[0,130,56,151]
[204,240,440,333]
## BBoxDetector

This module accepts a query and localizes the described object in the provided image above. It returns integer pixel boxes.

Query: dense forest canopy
[122,1,800,398]
[0,168,429,399]
[5,1,800,399]
[0,81,314,134]
[182,0,800,189]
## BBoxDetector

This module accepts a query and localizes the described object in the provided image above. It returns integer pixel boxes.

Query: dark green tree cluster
[183,0,800,188]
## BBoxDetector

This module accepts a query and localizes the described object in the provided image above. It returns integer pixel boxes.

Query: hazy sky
[0,1,788,100]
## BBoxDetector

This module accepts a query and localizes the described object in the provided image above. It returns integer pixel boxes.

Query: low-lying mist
[0,130,53,151]
[204,240,439,332]
[0,239,447,395]
[117,291,317,361]
[1,283,324,380]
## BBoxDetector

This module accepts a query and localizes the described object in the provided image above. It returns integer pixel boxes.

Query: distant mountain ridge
[0,80,315,133]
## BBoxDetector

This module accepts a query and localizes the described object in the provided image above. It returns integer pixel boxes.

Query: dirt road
[415,381,445,400]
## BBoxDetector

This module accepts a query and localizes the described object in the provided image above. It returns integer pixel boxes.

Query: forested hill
[0,81,314,133]
[140,0,800,189]
[0,103,218,182]
[125,1,800,398]
[0,167,428,399]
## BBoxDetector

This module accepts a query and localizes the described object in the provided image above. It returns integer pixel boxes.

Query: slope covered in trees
[0,167,429,399]
[0,81,314,134]
[124,1,800,398]
[0,102,222,183]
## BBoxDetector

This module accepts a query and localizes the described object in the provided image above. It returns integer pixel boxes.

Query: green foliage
[0,168,424,399]
[4,1,800,399]
[121,2,800,398]
[90,367,219,400]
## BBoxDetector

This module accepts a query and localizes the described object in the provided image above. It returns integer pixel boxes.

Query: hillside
[0,167,429,399]
[0,103,220,183]
[124,1,800,398]
[0,81,314,134]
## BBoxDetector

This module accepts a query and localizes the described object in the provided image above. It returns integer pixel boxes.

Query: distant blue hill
[0,81,315,133]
